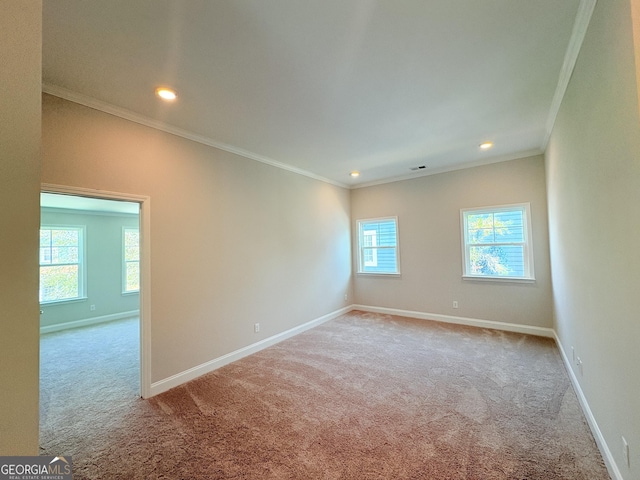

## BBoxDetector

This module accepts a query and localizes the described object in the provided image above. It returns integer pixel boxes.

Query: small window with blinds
[461,203,534,281]
[357,217,400,274]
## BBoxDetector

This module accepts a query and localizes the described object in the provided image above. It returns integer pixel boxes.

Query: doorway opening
[38,186,151,453]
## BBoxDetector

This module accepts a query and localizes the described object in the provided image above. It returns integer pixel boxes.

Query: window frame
[356,216,400,276]
[39,224,87,304]
[122,226,140,294]
[460,203,535,282]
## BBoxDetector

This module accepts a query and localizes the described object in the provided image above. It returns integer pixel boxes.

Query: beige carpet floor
[40,311,610,479]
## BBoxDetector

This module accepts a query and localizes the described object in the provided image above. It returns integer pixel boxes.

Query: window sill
[40,296,88,306]
[122,290,140,296]
[462,275,535,284]
[357,272,401,277]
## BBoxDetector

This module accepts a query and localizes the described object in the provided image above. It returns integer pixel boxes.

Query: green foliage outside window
[465,209,526,278]
[40,227,83,302]
[124,228,140,292]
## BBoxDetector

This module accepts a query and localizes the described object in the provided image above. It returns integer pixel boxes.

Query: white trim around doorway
[41,183,152,399]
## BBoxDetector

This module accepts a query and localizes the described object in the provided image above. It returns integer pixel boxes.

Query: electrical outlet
[254,323,260,333]
[622,436,630,468]
[344,293,348,301]
[90,304,96,311]
[453,301,459,309]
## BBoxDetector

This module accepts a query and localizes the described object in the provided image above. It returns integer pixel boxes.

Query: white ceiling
[42,0,591,188]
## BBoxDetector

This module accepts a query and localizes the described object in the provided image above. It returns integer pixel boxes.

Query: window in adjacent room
[39,226,85,303]
[357,217,399,274]
[461,203,534,281]
[123,227,140,293]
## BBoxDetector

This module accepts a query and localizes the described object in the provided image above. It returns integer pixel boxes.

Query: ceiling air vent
[410,165,427,171]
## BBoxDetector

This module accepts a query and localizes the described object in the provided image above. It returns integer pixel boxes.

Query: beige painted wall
[42,95,352,383]
[546,0,640,476]
[351,155,553,328]
[0,1,42,455]
[632,0,640,111]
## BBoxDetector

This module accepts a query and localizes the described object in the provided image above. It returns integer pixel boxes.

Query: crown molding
[42,84,348,190]
[542,0,598,149]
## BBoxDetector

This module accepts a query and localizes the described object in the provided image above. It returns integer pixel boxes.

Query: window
[123,227,140,293]
[39,226,85,303]
[357,217,399,274]
[461,203,534,280]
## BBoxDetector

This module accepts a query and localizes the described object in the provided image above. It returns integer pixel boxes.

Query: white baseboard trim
[351,305,555,338]
[150,306,352,397]
[40,310,140,334]
[554,334,622,480]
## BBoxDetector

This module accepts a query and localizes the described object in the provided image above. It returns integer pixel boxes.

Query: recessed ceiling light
[479,141,494,150]
[350,171,360,178]
[155,87,177,101]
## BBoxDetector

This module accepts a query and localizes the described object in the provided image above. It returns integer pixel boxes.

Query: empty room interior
[2,0,640,479]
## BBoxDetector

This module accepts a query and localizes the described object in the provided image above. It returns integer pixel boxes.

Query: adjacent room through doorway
[38,192,142,449]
